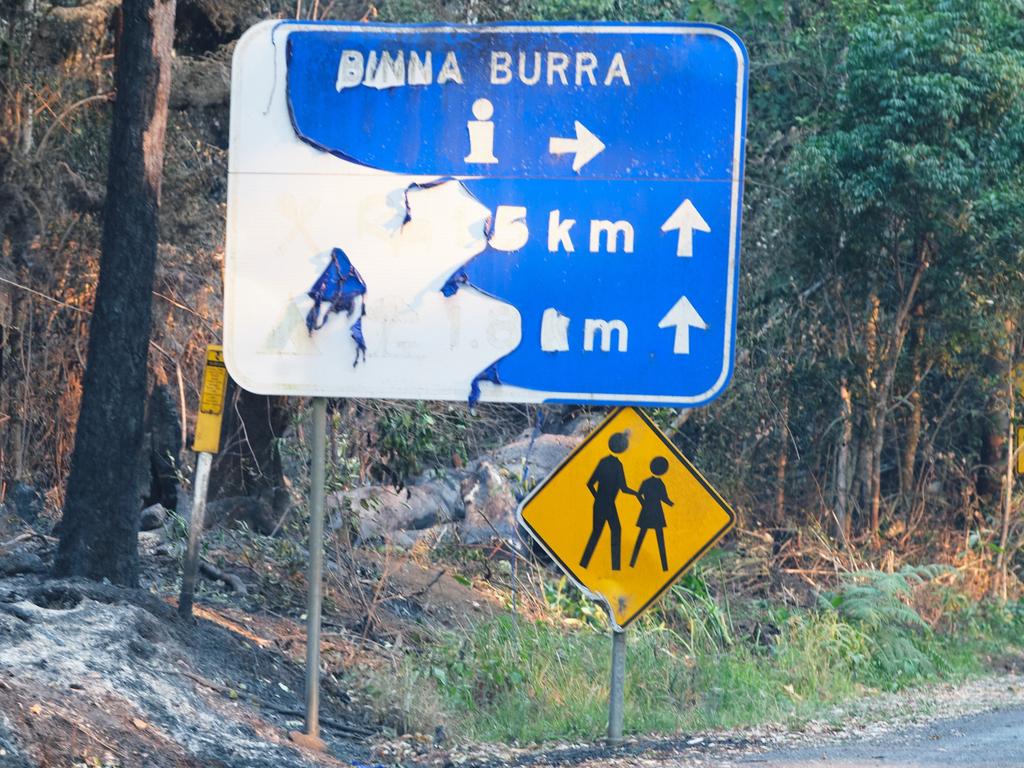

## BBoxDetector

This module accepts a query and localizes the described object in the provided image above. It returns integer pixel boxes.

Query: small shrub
[824,565,953,687]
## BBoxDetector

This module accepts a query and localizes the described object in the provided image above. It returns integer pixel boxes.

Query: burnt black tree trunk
[54,0,176,586]
[208,383,291,517]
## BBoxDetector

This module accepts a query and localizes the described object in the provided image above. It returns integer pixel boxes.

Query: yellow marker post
[1017,426,1023,477]
[518,407,735,743]
[179,344,229,618]
[193,345,228,453]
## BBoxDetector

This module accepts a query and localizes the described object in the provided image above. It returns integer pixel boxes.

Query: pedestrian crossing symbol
[518,407,735,629]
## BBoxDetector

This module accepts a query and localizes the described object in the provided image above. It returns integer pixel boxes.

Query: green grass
[370,567,1024,742]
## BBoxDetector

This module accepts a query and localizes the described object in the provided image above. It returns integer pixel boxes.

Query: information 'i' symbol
[465,98,498,164]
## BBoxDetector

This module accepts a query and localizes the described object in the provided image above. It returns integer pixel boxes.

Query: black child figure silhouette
[580,432,637,571]
[629,456,674,571]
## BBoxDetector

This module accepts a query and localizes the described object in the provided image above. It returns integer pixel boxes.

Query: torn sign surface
[238,175,521,397]
[306,247,367,366]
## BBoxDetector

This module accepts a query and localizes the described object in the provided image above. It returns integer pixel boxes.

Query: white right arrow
[548,121,606,172]
[658,296,707,355]
[661,199,711,257]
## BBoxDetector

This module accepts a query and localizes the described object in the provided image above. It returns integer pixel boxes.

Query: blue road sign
[268,22,747,406]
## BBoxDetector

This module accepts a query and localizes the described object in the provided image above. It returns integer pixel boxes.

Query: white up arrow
[549,121,606,172]
[658,296,707,355]
[661,199,711,257]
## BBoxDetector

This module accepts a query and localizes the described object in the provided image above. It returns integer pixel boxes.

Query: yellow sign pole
[179,345,228,619]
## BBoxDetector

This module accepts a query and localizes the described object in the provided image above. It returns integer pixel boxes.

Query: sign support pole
[608,628,626,745]
[304,396,328,742]
[178,451,212,618]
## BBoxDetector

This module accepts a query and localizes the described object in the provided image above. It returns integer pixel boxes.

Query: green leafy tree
[787,0,1024,543]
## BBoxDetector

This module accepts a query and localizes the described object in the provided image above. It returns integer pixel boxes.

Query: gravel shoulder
[736,706,1023,767]
[436,673,1024,767]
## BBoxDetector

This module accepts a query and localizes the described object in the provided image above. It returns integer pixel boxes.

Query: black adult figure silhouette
[629,456,674,571]
[580,432,637,571]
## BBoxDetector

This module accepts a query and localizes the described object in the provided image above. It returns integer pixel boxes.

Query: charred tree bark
[979,339,1011,502]
[773,346,792,526]
[54,0,176,587]
[867,396,886,546]
[773,394,790,526]
[208,382,291,517]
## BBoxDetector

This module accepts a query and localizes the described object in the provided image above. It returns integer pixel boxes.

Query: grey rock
[139,503,168,532]
[376,523,459,550]
[323,431,582,551]
[459,461,520,546]
[329,474,466,543]
[0,553,46,577]
[138,530,167,556]
[561,412,606,437]
[171,52,231,109]
[490,431,581,487]
[204,497,276,535]
[456,431,579,547]
[7,483,43,523]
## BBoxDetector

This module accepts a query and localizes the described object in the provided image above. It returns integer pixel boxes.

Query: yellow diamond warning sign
[518,407,735,629]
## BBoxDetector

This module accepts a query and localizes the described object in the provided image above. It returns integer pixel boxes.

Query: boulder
[0,552,46,577]
[323,430,582,550]
[561,412,606,437]
[6,483,43,524]
[139,503,167,532]
[170,52,230,110]
[490,431,581,488]
[204,496,276,535]
[328,473,465,543]
[459,461,521,547]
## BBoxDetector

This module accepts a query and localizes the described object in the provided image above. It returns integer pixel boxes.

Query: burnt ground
[0,574,375,767]
[0,510,509,768]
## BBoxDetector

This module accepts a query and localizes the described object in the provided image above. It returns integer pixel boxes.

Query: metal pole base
[607,628,626,745]
[304,397,328,740]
